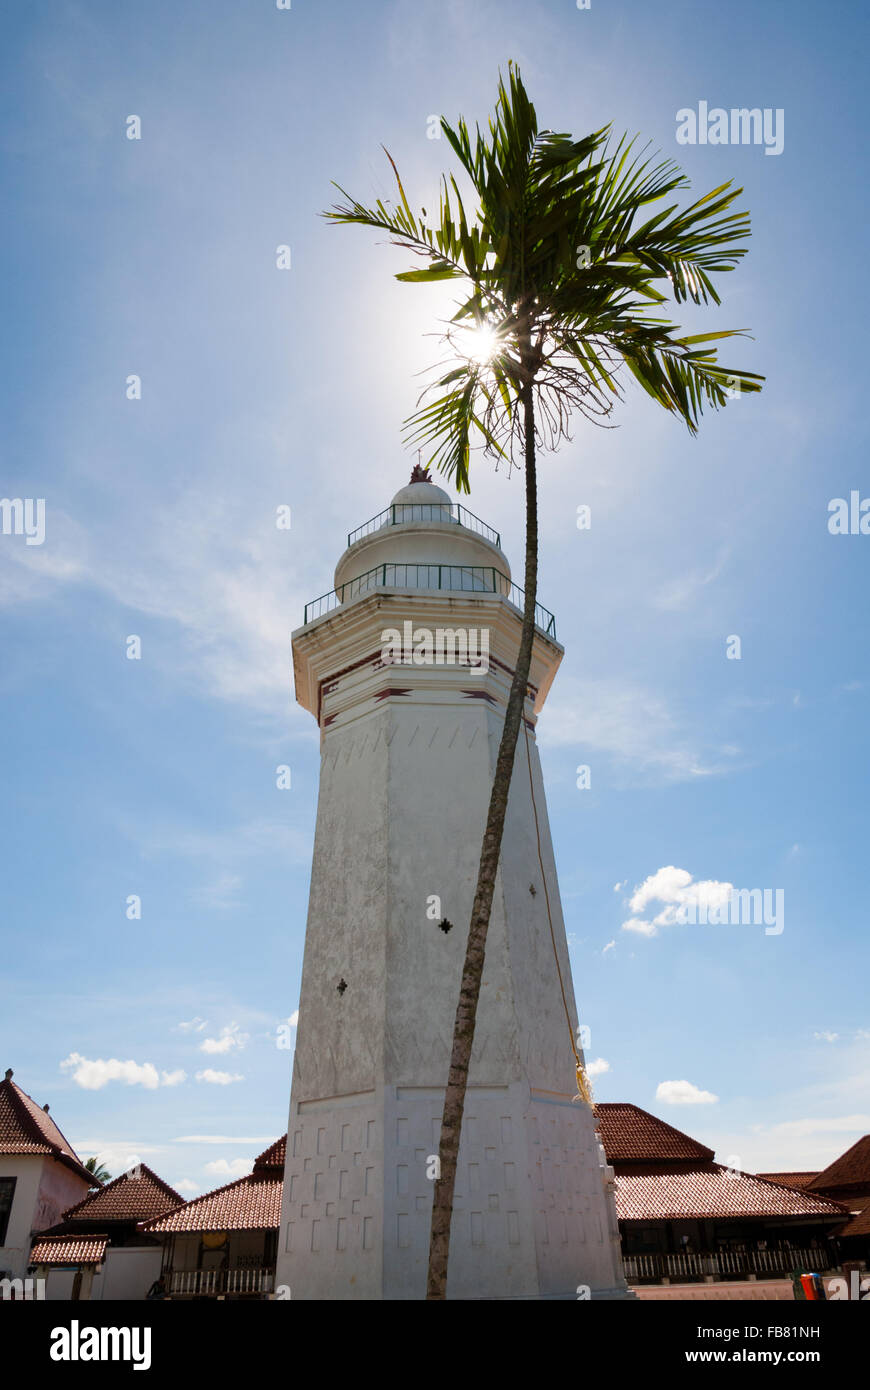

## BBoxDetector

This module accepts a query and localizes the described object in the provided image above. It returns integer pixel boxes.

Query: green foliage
[326,63,763,490]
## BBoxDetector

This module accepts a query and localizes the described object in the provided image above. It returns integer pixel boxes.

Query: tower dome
[333,467,509,598]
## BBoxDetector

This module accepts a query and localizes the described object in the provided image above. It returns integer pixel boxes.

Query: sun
[459,323,501,366]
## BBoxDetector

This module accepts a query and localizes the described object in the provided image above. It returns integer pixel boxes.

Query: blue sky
[1,0,868,1195]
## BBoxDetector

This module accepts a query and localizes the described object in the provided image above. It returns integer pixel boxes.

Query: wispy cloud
[174,1135,275,1145]
[193,872,244,911]
[651,548,729,611]
[538,677,736,783]
[195,1069,244,1085]
[200,1023,249,1056]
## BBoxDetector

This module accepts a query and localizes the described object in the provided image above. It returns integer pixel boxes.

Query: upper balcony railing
[347,503,501,550]
[623,1246,836,1284]
[303,561,556,638]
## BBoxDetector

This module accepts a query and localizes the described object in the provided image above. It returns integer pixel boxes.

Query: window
[0,1177,17,1245]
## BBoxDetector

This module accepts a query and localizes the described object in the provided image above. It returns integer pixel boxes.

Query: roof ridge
[0,1073,94,1183]
[141,1170,258,1229]
[596,1102,715,1161]
[808,1133,870,1190]
[62,1162,183,1219]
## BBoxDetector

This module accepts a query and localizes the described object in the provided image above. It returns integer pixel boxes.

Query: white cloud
[176,1018,208,1033]
[587,1058,610,1079]
[622,866,734,938]
[630,866,693,914]
[287,1010,299,1027]
[160,1069,187,1086]
[174,1179,199,1195]
[813,1031,839,1044]
[71,1140,164,1171]
[204,1158,253,1179]
[602,940,616,955]
[621,917,656,937]
[1,493,311,716]
[656,1079,719,1106]
[174,1135,275,1145]
[61,1052,161,1091]
[537,677,732,783]
[200,1023,249,1055]
[195,1069,244,1085]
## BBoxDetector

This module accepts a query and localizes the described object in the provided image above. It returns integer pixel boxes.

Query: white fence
[624,1247,834,1283]
[169,1267,274,1297]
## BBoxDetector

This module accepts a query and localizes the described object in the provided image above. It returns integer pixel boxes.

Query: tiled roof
[254,1136,286,1170]
[142,1141,286,1236]
[142,1136,286,1233]
[62,1165,182,1225]
[30,1234,108,1266]
[808,1135,870,1192]
[0,1070,94,1185]
[143,1175,281,1234]
[614,1162,849,1222]
[596,1104,714,1164]
[837,1205,870,1239]
[757,1172,820,1191]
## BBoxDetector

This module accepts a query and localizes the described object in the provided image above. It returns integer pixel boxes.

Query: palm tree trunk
[426,381,539,1299]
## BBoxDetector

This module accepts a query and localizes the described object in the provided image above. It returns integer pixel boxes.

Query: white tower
[277,472,628,1300]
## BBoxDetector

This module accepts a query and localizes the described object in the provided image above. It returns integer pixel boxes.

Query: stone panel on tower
[276,472,629,1299]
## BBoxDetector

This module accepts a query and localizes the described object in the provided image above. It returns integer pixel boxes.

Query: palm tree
[325,64,763,1300]
[84,1156,111,1185]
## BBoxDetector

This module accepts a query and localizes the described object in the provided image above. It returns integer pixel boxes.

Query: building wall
[44,1268,78,1300]
[279,611,626,1299]
[91,1247,163,1301]
[0,1155,44,1278]
[34,1160,91,1235]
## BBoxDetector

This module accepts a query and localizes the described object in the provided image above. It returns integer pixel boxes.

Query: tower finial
[410,455,431,484]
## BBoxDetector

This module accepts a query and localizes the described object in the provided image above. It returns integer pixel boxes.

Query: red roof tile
[0,1070,94,1185]
[30,1234,108,1266]
[62,1165,182,1225]
[596,1104,714,1163]
[837,1205,870,1239]
[757,1172,820,1191]
[143,1174,281,1234]
[614,1162,849,1222]
[808,1136,870,1193]
[254,1136,286,1170]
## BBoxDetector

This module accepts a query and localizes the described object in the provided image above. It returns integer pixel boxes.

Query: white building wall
[277,501,627,1300]
[279,649,625,1298]
[91,1247,163,1301]
[0,1155,44,1279]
